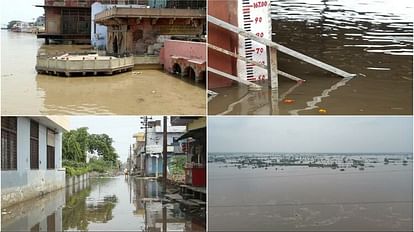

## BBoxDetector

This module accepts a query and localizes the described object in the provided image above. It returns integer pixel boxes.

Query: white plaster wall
[1,117,65,208]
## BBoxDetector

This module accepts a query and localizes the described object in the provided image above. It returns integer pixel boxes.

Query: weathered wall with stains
[45,7,61,34]
[161,40,206,73]
[105,18,204,55]
[1,118,65,209]
[208,0,239,88]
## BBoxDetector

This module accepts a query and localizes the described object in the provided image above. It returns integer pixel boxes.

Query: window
[47,129,55,169]
[30,120,39,169]
[1,117,17,170]
[47,213,55,232]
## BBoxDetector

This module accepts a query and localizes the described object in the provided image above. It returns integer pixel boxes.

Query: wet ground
[208,0,413,115]
[1,176,205,231]
[208,153,413,231]
[1,31,206,115]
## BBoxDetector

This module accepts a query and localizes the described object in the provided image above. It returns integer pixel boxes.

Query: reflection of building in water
[1,189,65,232]
[1,116,68,208]
[132,178,204,231]
[63,178,118,230]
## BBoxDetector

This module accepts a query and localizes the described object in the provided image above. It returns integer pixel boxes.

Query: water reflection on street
[1,176,205,231]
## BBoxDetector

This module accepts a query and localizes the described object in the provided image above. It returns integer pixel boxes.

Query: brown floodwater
[208,0,413,115]
[1,31,206,115]
[208,153,413,231]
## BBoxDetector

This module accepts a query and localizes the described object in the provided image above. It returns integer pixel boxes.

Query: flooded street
[208,0,413,115]
[1,31,206,115]
[208,154,413,231]
[1,176,205,231]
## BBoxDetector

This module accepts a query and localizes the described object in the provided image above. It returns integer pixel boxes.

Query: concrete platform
[36,54,134,77]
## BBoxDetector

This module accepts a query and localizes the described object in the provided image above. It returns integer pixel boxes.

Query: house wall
[160,40,206,74]
[45,7,61,34]
[146,155,176,176]
[1,118,65,208]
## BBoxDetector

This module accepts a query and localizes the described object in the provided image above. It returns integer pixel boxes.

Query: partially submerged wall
[161,40,206,73]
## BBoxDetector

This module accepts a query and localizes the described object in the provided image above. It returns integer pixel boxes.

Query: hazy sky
[0,0,44,25]
[69,116,173,163]
[208,117,413,153]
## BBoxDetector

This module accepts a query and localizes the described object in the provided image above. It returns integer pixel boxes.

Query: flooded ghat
[208,0,413,115]
[1,31,205,115]
[208,153,413,231]
[1,176,205,231]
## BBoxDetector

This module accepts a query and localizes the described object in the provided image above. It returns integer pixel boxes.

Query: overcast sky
[0,0,44,25]
[208,117,413,153]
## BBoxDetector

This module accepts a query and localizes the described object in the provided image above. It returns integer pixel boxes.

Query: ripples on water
[208,153,413,231]
[271,0,413,56]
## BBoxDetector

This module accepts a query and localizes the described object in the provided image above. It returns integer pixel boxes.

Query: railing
[36,54,134,74]
[208,15,356,90]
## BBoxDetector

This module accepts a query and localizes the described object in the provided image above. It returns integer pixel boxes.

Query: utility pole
[163,116,168,188]
[143,116,148,177]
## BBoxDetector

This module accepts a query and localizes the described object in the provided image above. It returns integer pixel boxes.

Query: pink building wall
[160,40,206,73]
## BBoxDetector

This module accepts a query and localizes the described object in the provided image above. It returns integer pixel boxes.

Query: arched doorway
[172,63,181,75]
[185,67,196,81]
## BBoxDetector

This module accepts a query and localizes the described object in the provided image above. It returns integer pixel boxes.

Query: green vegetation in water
[170,156,186,175]
[63,159,116,177]
[63,183,118,230]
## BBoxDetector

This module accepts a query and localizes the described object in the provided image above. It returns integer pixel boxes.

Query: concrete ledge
[133,55,160,65]
[65,173,90,187]
[36,55,134,77]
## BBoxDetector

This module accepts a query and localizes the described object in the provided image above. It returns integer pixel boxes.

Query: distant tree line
[63,127,118,165]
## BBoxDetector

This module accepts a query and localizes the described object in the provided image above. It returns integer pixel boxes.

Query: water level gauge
[237,0,272,82]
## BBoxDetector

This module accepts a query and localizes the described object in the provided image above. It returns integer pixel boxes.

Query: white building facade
[1,117,68,208]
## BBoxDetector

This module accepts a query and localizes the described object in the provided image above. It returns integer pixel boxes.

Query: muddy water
[1,31,206,115]
[208,0,413,115]
[208,155,413,231]
[1,176,205,231]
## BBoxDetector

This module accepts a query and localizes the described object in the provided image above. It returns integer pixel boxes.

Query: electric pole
[143,116,148,177]
[163,116,168,187]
